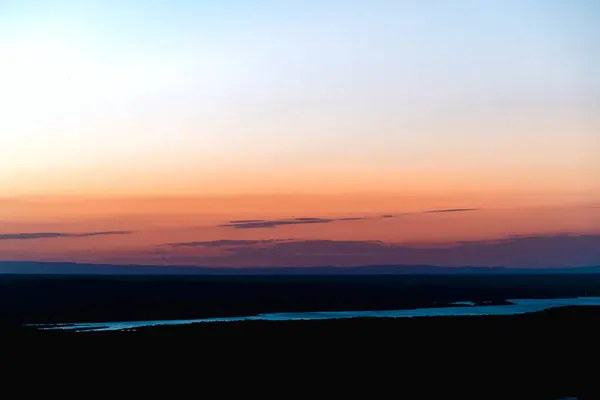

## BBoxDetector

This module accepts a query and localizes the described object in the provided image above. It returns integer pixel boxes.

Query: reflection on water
[28,297,600,332]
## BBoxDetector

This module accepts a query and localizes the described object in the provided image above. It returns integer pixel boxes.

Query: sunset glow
[1,0,598,269]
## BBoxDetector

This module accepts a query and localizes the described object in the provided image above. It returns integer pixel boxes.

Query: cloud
[220,210,477,229]
[224,239,389,257]
[207,234,600,268]
[0,231,132,240]
[73,233,600,268]
[221,216,373,229]
[424,208,477,213]
[167,239,290,247]
[221,218,336,229]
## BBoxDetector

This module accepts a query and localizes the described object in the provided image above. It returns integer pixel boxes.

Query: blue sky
[0,0,598,196]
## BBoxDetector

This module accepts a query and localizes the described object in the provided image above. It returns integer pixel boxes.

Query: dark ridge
[1,261,600,275]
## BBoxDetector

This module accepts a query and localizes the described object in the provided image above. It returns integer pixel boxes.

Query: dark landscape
[3,272,600,399]
[4,271,600,324]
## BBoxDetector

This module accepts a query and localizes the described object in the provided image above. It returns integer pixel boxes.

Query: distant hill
[1,261,599,275]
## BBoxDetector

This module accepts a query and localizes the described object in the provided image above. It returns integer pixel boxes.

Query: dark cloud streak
[167,239,290,247]
[221,215,376,229]
[220,210,478,229]
[228,220,267,223]
[424,208,477,213]
[221,218,335,229]
[0,231,132,240]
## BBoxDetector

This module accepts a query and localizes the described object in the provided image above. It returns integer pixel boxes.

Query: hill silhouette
[1,261,600,275]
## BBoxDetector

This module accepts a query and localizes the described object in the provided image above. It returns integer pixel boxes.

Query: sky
[0,0,599,269]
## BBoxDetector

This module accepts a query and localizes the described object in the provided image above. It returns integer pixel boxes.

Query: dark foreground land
[5,307,600,399]
[4,273,600,324]
[3,274,600,399]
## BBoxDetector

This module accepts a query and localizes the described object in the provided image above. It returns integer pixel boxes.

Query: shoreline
[27,296,600,332]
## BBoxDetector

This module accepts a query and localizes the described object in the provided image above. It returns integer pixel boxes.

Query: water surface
[29,297,600,332]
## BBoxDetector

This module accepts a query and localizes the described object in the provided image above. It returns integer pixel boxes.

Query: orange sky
[1,194,598,268]
[1,1,598,269]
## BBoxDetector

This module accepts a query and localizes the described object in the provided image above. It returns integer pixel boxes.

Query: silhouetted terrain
[2,260,600,275]
[4,274,600,398]
[5,307,600,399]
[4,274,600,324]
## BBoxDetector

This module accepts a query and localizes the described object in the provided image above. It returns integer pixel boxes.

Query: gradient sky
[1,1,599,268]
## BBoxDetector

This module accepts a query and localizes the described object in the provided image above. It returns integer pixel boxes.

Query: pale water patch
[449,301,476,306]
[27,297,600,332]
